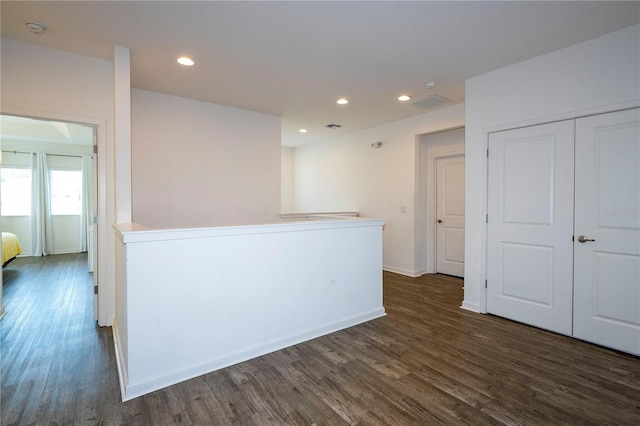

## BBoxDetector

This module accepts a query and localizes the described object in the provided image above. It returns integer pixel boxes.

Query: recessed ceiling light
[398,95,411,102]
[425,80,437,89]
[336,98,349,105]
[299,129,308,133]
[177,56,195,66]
[25,21,46,34]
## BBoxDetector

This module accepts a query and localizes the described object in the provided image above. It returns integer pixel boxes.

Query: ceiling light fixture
[299,129,308,133]
[177,56,195,66]
[336,98,349,105]
[398,95,411,102]
[25,21,46,34]
[425,80,437,89]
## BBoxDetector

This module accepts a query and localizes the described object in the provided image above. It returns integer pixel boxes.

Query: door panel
[502,243,554,306]
[573,108,640,355]
[487,121,575,335]
[436,155,465,277]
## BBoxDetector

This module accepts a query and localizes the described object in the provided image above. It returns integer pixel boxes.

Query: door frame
[476,101,640,314]
[417,127,465,275]
[0,107,107,324]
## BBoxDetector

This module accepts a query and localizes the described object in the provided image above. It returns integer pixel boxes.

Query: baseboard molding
[383,265,421,278]
[53,249,83,255]
[460,300,482,313]
[120,308,386,401]
[112,322,129,402]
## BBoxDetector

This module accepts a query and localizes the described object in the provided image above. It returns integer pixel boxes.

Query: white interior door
[573,108,640,355]
[436,155,465,277]
[487,121,575,335]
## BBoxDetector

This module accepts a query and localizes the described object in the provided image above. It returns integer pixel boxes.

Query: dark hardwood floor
[1,254,639,425]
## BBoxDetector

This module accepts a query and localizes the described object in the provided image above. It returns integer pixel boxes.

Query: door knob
[437,219,443,223]
[577,235,595,243]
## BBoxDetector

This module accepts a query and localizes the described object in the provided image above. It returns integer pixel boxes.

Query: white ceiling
[1,115,94,146]
[1,1,638,147]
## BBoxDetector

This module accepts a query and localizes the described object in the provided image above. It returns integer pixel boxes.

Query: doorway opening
[416,127,465,277]
[1,114,99,321]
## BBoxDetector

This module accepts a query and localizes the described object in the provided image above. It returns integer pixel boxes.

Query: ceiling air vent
[412,95,452,110]
[325,123,342,129]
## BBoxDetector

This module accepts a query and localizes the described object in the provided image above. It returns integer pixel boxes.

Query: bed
[2,232,22,267]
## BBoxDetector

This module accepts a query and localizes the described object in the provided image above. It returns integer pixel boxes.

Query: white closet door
[436,155,465,277]
[487,121,575,335]
[573,108,640,355]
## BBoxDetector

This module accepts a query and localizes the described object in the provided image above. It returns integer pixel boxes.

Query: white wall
[294,104,465,276]
[281,147,294,213]
[131,89,281,228]
[463,24,640,312]
[1,38,116,324]
[1,217,30,254]
[114,217,385,400]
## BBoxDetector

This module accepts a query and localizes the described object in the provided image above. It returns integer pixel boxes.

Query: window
[0,167,31,216]
[51,170,82,215]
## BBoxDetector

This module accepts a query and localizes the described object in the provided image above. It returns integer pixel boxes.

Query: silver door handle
[577,235,595,243]
[437,219,443,223]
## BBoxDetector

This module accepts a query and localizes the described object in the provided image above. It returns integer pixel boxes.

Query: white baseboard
[53,249,83,255]
[120,308,386,401]
[460,300,482,313]
[112,322,129,402]
[383,265,421,277]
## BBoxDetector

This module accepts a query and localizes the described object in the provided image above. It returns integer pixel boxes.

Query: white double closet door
[487,108,639,356]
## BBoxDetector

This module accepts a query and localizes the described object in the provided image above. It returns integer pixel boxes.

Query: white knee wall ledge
[113,217,386,401]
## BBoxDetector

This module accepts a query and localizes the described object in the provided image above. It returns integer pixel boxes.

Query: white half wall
[464,24,640,313]
[114,217,385,400]
[293,104,465,276]
[131,89,282,228]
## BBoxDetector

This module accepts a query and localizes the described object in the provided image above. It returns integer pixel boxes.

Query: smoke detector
[26,21,46,34]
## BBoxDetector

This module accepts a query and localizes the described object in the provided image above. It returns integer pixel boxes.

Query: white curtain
[80,156,93,252]
[31,152,54,256]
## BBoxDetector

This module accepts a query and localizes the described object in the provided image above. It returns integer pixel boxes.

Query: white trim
[115,217,385,244]
[112,322,128,402]
[383,265,421,278]
[280,211,360,220]
[484,100,640,136]
[52,249,85,255]
[0,106,110,326]
[460,301,481,313]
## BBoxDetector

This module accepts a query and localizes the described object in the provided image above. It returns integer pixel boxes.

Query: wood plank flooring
[1,255,639,425]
